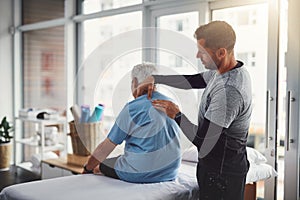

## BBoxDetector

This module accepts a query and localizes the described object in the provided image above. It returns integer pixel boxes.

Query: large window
[22,0,66,111]
[80,11,142,132]
[82,12,142,59]
[21,1,66,163]
[23,27,66,111]
[154,11,200,127]
[157,11,198,70]
[22,0,64,25]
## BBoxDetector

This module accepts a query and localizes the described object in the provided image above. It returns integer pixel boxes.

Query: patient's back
[107,91,181,183]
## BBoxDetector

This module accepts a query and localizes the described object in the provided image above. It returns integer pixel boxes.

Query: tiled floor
[0,166,40,192]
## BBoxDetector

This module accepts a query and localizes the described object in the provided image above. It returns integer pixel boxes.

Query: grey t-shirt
[200,65,252,142]
[154,62,252,175]
[198,63,252,175]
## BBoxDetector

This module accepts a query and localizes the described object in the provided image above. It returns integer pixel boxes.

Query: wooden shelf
[42,158,83,174]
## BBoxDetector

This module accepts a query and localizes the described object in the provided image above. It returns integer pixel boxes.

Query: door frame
[285,0,300,199]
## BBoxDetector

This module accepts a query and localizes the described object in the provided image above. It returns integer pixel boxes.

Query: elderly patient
[83,63,181,183]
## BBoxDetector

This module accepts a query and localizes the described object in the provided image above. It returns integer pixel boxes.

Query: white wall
[0,0,13,121]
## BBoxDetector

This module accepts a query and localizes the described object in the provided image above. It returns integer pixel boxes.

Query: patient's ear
[132,77,138,90]
[132,77,138,98]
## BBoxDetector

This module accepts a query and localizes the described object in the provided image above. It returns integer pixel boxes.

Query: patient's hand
[82,165,102,175]
[94,165,102,175]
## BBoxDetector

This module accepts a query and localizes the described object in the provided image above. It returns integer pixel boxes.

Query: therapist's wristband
[83,164,94,174]
[174,112,182,125]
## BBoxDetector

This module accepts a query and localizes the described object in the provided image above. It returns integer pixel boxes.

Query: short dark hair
[194,21,236,52]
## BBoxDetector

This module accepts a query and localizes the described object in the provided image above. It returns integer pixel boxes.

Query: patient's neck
[134,89,156,99]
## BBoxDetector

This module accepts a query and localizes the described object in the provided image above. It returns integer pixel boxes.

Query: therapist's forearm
[154,74,207,89]
[176,114,224,149]
[175,113,199,144]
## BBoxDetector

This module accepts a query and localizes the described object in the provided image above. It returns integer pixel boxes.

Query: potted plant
[0,116,14,171]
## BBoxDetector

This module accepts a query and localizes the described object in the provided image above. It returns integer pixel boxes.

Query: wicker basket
[69,121,102,156]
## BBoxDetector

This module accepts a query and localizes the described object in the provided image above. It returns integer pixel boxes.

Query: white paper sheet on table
[0,161,199,200]
[0,159,277,200]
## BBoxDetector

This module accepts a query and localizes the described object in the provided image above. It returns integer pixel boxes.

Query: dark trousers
[197,167,246,200]
[99,156,120,179]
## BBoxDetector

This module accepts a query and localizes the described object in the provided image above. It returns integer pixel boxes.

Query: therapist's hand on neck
[135,76,155,99]
[132,77,154,99]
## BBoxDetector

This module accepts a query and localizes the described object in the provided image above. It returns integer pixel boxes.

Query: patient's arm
[83,138,117,173]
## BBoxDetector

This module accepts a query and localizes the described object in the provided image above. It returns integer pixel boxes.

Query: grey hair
[131,62,157,85]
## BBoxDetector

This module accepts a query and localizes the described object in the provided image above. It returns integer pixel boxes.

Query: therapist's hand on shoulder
[152,99,180,119]
[136,75,155,99]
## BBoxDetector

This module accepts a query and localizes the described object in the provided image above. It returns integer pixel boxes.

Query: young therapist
[138,21,252,199]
